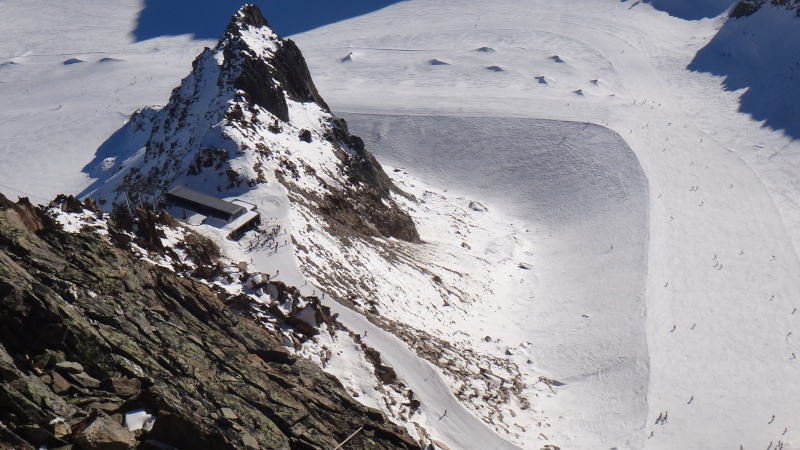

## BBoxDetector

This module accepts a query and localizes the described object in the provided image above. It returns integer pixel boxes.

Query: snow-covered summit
[82,4,417,243]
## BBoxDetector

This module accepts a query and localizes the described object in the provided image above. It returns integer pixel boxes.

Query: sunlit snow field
[1,0,800,449]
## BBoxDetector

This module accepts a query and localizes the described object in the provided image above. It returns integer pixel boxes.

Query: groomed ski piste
[1,0,800,449]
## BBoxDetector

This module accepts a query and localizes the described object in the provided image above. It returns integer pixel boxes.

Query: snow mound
[341,51,355,63]
[429,58,450,65]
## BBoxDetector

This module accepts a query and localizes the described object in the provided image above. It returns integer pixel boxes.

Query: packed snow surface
[2,0,800,449]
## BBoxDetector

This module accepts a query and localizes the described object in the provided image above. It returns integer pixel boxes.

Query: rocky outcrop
[0,194,420,450]
[222,5,330,121]
[730,0,766,17]
[730,0,800,18]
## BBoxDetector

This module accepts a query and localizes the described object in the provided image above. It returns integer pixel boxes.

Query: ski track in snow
[2,0,800,449]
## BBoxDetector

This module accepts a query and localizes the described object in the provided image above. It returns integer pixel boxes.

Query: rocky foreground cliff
[0,193,420,450]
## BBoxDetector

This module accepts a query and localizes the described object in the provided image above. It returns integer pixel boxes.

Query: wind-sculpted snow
[342,113,650,448]
[343,115,646,231]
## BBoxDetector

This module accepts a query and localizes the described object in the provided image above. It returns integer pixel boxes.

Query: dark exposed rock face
[316,117,420,243]
[0,194,420,450]
[224,5,330,117]
[222,5,419,243]
[730,0,800,18]
[730,0,766,17]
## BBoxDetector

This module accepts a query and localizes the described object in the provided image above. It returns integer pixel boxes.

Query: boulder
[242,432,259,449]
[220,408,238,421]
[101,378,141,398]
[52,371,72,394]
[73,414,136,450]
[33,350,66,370]
[51,421,72,440]
[67,372,101,389]
[55,361,84,374]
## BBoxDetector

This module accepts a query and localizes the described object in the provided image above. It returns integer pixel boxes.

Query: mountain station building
[164,186,260,240]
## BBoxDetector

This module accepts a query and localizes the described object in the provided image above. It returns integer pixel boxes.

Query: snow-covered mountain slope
[0,1,210,202]
[293,1,800,448]
[730,0,800,18]
[133,0,406,40]
[643,0,734,20]
[82,6,418,245]
[78,6,531,449]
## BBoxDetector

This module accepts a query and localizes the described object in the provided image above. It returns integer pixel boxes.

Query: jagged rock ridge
[730,0,800,17]
[0,193,420,449]
[84,4,418,243]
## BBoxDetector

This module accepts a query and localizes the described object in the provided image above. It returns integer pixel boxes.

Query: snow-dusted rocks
[83,4,417,244]
[0,193,419,450]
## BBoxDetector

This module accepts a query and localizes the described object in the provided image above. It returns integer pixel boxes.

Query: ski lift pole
[123,191,134,215]
[332,426,364,450]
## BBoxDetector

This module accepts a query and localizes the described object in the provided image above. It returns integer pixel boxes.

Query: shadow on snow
[621,0,733,20]
[133,0,407,41]
[78,116,151,199]
[688,4,800,139]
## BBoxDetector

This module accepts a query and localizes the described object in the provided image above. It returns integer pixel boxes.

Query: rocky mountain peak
[221,4,329,121]
[84,4,418,243]
[230,4,270,30]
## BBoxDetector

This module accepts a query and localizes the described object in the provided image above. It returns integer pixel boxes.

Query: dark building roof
[165,186,247,222]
